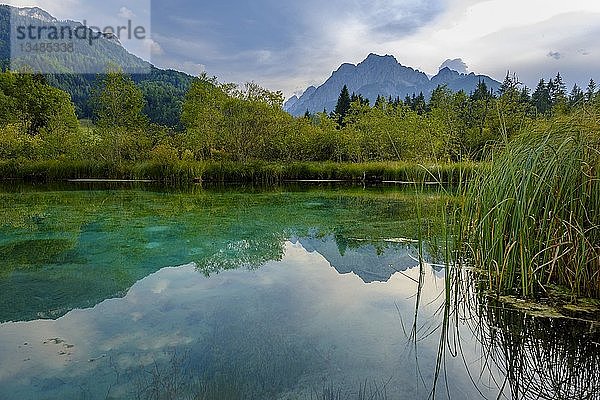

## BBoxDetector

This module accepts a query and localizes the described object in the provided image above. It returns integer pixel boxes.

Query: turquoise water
[0,183,597,399]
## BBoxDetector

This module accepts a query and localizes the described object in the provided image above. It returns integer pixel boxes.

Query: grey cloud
[364,1,444,38]
[547,51,562,60]
[148,0,447,95]
[475,12,600,89]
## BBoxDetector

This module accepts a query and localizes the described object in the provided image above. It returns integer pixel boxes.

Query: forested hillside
[0,5,195,128]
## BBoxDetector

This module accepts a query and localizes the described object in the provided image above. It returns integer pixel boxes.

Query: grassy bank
[0,159,483,185]
[462,113,600,299]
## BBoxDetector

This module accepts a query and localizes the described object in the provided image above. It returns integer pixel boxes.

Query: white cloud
[118,6,135,19]
[440,58,469,73]
[143,38,164,56]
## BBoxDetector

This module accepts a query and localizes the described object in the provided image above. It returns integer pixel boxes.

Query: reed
[462,109,600,298]
[0,159,483,185]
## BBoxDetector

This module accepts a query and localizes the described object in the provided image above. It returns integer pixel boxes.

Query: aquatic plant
[463,109,600,298]
[0,159,482,185]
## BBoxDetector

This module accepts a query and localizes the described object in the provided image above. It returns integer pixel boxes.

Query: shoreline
[0,160,484,184]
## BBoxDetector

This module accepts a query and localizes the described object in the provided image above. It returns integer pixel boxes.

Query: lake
[0,183,597,399]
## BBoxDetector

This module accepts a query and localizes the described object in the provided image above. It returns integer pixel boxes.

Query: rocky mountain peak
[285,54,501,116]
[17,7,57,23]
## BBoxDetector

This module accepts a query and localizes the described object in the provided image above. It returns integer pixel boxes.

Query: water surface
[0,183,597,399]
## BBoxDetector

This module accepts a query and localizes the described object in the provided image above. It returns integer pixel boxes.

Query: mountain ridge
[285,53,501,116]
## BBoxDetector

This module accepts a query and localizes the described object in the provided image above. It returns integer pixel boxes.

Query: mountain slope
[286,54,501,116]
[0,5,195,127]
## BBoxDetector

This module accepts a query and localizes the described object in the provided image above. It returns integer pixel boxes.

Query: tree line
[0,68,599,165]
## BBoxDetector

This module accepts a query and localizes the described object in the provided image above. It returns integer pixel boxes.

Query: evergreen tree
[550,73,568,113]
[334,85,351,126]
[531,79,551,116]
[586,79,597,102]
[495,72,529,139]
[413,92,426,114]
[430,85,451,109]
[569,84,585,107]
[471,79,494,102]
[519,87,530,104]
[498,72,520,97]
[546,79,556,104]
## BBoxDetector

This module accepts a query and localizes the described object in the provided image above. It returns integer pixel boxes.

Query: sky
[5,0,600,97]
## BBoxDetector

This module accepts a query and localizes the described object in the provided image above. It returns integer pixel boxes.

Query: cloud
[439,58,469,73]
[118,6,135,19]
[146,0,445,94]
[547,51,561,60]
[5,0,600,97]
[180,62,206,76]
[143,38,164,56]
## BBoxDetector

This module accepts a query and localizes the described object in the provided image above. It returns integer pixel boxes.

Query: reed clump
[463,109,600,298]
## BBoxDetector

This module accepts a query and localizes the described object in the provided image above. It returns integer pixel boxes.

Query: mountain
[296,236,420,283]
[0,5,195,127]
[285,53,501,116]
[5,5,150,74]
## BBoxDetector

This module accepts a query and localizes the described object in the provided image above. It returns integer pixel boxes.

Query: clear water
[0,183,597,399]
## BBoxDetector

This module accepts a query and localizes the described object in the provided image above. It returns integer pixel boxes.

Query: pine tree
[550,73,568,113]
[586,79,596,102]
[413,92,426,114]
[334,85,351,126]
[519,87,530,104]
[430,85,451,109]
[531,79,551,115]
[569,84,585,107]
[471,79,493,102]
[349,92,369,107]
[498,72,520,97]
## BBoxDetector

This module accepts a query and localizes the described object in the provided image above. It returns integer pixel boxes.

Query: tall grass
[462,110,600,298]
[0,159,482,185]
